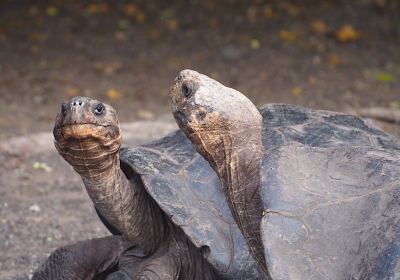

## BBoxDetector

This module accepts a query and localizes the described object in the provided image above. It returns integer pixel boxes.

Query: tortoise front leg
[32,235,131,280]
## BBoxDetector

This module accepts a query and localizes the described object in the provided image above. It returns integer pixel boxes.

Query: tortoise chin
[55,123,120,143]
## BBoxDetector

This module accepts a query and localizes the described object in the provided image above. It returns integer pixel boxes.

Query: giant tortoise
[32,96,262,279]
[170,69,400,280]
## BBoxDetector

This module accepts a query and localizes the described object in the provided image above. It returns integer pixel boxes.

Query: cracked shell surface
[260,104,400,279]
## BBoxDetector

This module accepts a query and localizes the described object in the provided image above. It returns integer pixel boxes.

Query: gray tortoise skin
[120,103,400,280]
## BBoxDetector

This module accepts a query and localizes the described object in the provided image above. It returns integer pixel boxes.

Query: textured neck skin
[190,128,268,277]
[52,97,221,279]
[55,138,167,254]
[55,138,221,279]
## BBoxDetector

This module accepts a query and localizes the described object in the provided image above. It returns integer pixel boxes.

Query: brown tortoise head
[169,69,263,163]
[54,96,120,141]
[53,96,121,169]
[169,69,262,134]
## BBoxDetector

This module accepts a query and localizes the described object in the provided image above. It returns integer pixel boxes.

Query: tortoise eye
[182,84,192,98]
[94,103,105,115]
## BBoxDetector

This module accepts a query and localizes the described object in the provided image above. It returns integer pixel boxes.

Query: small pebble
[29,204,41,213]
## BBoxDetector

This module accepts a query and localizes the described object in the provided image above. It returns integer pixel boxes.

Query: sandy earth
[0,0,399,279]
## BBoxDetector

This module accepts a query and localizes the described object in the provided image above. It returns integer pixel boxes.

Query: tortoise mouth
[173,108,192,126]
[54,123,119,141]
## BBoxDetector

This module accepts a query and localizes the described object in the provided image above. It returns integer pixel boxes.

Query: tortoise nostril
[72,99,84,107]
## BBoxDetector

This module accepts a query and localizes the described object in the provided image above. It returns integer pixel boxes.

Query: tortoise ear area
[105,125,121,139]
[195,110,207,122]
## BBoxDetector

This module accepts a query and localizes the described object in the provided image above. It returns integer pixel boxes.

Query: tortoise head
[53,97,121,167]
[169,69,262,163]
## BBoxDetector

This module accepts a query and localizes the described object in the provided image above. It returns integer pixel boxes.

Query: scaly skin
[46,96,220,280]
[170,70,269,278]
[32,236,130,280]
[53,97,167,254]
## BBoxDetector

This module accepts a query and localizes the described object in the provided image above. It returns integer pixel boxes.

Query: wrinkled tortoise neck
[199,128,269,276]
[54,136,121,179]
[55,138,168,254]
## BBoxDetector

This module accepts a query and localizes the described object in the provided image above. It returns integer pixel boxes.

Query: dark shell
[121,103,400,279]
[260,104,400,279]
[260,103,399,150]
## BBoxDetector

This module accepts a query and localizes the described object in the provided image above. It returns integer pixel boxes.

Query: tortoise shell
[260,104,400,279]
[120,104,400,279]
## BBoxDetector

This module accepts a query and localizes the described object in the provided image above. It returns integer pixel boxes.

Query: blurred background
[1,1,400,279]
[0,0,399,139]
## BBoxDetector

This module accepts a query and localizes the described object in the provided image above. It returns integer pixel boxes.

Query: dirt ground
[0,0,399,279]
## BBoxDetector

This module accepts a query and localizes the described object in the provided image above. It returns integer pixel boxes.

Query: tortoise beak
[172,107,192,127]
